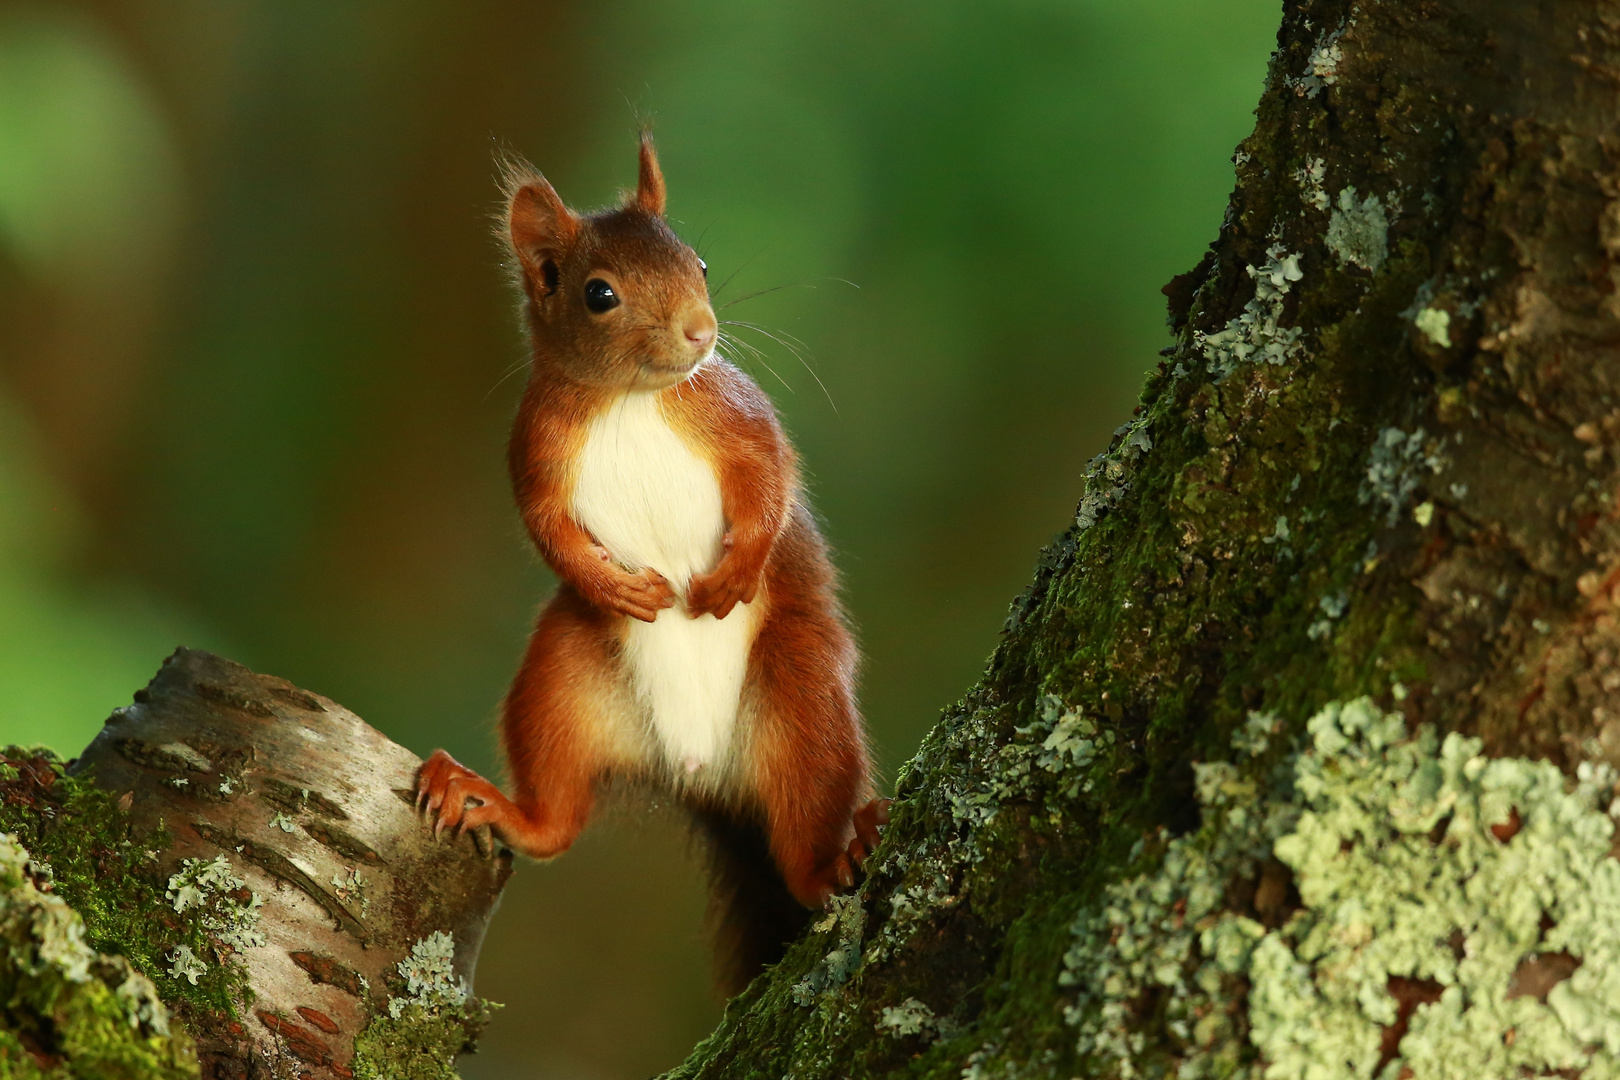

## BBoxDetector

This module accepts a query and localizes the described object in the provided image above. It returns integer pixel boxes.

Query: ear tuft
[634,131,667,216]
[498,151,579,294]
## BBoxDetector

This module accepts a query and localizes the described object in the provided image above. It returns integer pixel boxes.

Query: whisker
[486,356,531,399]
[716,276,861,312]
[717,331,793,394]
[726,319,812,352]
[709,248,767,303]
[721,320,837,413]
[718,282,818,311]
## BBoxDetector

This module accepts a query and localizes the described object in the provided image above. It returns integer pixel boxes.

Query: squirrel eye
[698,259,708,278]
[584,278,620,314]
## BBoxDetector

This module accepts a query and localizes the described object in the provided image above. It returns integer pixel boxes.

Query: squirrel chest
[570,388,760,776]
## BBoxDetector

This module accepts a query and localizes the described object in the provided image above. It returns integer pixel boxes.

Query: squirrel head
[502,134,716,391]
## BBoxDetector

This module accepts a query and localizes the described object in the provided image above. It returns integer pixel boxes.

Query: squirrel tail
[689,804,812,997]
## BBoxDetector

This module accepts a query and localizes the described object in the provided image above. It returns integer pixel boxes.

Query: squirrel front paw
[584,555,676,622]
[687,541,761,619]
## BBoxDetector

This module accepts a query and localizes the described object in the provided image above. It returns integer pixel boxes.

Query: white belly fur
[571,390,758,775]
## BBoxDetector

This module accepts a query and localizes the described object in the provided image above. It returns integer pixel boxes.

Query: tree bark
[73,648,510,1079]
[662,2,1620,1077]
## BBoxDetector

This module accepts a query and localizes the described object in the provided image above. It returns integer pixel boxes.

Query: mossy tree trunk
[37,649,510,1079]
[666,2,1620,1077]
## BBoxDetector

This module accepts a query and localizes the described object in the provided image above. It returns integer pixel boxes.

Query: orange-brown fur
[417,135,886,993]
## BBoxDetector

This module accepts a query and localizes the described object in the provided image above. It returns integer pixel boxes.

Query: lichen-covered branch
[667,2,1620,1077]
[0,649,508,1078]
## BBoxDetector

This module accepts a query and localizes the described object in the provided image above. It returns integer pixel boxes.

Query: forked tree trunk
[73,648,510,1078]
[658,2,1620,1077]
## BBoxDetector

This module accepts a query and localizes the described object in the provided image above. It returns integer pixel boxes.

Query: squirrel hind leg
[688,804,812,997]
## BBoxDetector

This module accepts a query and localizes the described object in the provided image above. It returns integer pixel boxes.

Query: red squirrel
[416,135,888,992]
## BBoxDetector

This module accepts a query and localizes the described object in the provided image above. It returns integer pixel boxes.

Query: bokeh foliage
[0,2,1278,1076]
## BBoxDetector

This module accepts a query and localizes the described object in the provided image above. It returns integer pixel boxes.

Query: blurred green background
[0,2,1277,1076]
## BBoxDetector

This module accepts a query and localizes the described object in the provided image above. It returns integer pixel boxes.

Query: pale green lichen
[331,866,371,918]
[867,691,1118,974]
[794,893,868,1005]
[1194,244,1306,378]
[914,695,1111,857]
[1061,697,1620,1080]
[877,997,942,1038]
[1288,27,1345,98]
[1076,418,1154,530]
[163,855,265,976]
[0,831,196,1078]
[1295,156,1329,211]
[1326,187,1389,272]
[390,930,465,1018]
[1361,427,1445,526]
[165,945,206,986]
[350,931,497,1080]
[1307,591,1350,641]
[1414,307,1452,348]
[0,746,249,1016]
[1232,712,1279,759]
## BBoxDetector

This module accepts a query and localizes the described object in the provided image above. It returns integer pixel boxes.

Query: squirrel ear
[634,132,666,216]
[507,174,579,293]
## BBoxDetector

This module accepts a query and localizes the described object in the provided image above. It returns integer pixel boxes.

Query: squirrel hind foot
[415,749,505,840]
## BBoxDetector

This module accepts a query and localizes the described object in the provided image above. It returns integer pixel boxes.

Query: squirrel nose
[681,309,717,353]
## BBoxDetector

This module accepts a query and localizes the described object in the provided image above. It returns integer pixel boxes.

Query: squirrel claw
[599,567,676,622]
[687,560,759,620]
[835,855,855,890]
[849,797,891,867]
[415,749,503,846]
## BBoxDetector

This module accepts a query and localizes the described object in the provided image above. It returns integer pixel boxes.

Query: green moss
[1063,698,1620,1079]
[350,932,498,1080]
[0,830,196,1079]
[0,748,250,1018]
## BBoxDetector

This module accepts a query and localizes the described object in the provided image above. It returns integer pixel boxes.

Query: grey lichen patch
[351,931,497,1080]
[877,997,957,1041]
[1062,698,1620,1080]
[900,695,1110,864]
[1194,244,1306,378]
[1076,418,1154,530]
[794,893,868,1005]
[330,866,371,918]
[1361,426,1446,526]
[867,864,956,967]
[1287,26,1345,98]
[1326,187,1389,272]
[1306,591,1349,642]
[1295,156,1329,211]
[165,945,205,987]
[163,855,265,986]
[0,831,197,1078]
[390,931,462,1016]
